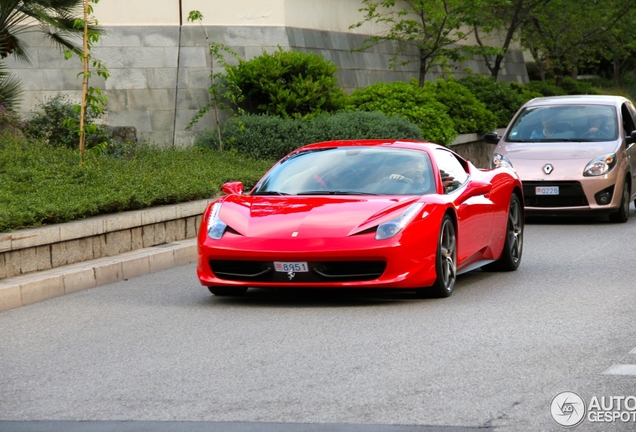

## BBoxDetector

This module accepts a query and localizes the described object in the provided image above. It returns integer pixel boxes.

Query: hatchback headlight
[491,153,513,169]
[206,203,227,240]
[376,203,424,240]
[583,153,616,176]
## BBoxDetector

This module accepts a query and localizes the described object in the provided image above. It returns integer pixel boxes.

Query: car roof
[524,95,629,107]
[297,139,446,152]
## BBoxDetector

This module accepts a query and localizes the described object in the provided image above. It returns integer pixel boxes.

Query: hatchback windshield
[506,105,618,142]
[252,147,435,196]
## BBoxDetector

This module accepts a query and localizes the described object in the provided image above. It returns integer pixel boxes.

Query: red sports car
[197,140,524,298]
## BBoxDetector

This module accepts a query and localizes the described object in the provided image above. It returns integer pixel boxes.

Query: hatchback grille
[210,260,386,283]
[523,181,588,208]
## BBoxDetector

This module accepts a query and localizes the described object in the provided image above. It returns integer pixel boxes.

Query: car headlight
[206,203,227,240]
[583,153,616,176]
[491,153,513,169]
[375,203,424,240]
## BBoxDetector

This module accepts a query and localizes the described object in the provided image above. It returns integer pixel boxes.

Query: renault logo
[543,163,554,175]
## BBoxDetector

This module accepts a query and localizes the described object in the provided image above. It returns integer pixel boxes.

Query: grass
[0,134,275,233]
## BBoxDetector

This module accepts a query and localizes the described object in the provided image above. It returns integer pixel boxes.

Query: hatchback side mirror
[484,132,500,145]
[628,130,636,145]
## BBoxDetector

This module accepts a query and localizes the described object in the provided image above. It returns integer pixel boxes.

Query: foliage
[425,78,497,134]
[521,0,636,83]
[0,0,102,62]
[346,80,456,144]
[0,103,26,129]
[195,112,423,160]
[24,94,112,149]
[225,47,346,118]
[0,135,274,232]
[458,74,529,127]
[186,10,243,150]
[470,0,548,79]
[63,0,109,162]
[0,62,22,111]
[524,78,599,97]
[350,0,484,85]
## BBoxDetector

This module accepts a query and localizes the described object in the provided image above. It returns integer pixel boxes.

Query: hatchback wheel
[609,180,630,223]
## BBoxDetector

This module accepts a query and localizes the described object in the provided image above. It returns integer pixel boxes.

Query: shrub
[226,47,346,118]
[195,111,423,160]
[425,78,498,134]
[458,74,527,128]
[345,80,457,145]
[524,80,568,97]
[24,94,113,149]
[559,76,600,95]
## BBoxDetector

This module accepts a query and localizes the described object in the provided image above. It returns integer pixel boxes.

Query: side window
[624,102,636,138]
[621,103,636,137]
[435,149,468,194]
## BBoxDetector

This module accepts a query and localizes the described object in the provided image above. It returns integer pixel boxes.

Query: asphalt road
[1,213,636,432]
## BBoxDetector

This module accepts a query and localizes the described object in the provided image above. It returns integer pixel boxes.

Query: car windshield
[506,104,618,142]
[251,147,436,196]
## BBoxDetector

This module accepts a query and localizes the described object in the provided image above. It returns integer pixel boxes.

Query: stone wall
[7,25,527,148]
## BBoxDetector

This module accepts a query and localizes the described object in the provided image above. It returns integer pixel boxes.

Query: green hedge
[345,80,457,145]
[0,134,274,232]
[195,111,423,160]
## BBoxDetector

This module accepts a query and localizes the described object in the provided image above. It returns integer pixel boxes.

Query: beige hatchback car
[485,95,636,222]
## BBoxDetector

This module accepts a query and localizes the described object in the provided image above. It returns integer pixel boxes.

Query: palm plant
[0,61,21,111]
[0,0,99,61]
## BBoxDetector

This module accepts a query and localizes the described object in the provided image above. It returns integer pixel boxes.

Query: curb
[0,238,197,313]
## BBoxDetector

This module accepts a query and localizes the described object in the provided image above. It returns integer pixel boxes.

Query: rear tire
[484,194,523,272]
[207,287,248,296]
[609,180,630,223]
[416,215,456,298]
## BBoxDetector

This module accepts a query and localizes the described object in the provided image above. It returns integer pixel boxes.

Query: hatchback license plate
[536,186,559,195]
[274,261,309,272]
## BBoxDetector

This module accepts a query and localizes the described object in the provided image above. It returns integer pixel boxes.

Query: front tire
[609,180,630,223]
[417,215,456,298]
[484,194,523,271]
[208,287,248,296]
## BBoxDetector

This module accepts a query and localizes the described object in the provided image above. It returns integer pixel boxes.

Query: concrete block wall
[7,25,528,148]
[0,199,213,281]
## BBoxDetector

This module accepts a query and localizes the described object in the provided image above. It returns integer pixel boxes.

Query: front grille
[210,260,386,283]
[523,181,588,208]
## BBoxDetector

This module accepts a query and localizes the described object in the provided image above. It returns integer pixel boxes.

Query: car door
[623,101,636,200]
[435,149,493,264]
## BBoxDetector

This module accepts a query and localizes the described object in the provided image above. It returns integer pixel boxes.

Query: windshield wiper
[251,191,290,196]
[296,191,378,196]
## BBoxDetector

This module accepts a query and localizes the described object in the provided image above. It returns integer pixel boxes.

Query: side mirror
[221,181,244,195]
[483,132,500,145]
[628,130,636,145]
[467,180,492,198]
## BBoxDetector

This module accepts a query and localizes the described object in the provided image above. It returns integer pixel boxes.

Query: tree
[350,0,484,86]
[521,0,636,85]
[471,0,550,80]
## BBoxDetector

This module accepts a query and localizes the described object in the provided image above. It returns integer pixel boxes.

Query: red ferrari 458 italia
[197,140,524,298]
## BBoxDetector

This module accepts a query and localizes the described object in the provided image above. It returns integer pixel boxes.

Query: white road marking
[603,364,636,376]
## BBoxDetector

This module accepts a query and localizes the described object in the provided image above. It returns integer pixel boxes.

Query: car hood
[218,195,423,238]
[499,140,618,160]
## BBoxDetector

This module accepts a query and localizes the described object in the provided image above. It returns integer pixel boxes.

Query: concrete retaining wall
[0,200,214,281]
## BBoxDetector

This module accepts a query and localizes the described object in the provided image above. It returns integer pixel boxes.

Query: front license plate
[536,186,559,195]
[274,261,309,272]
